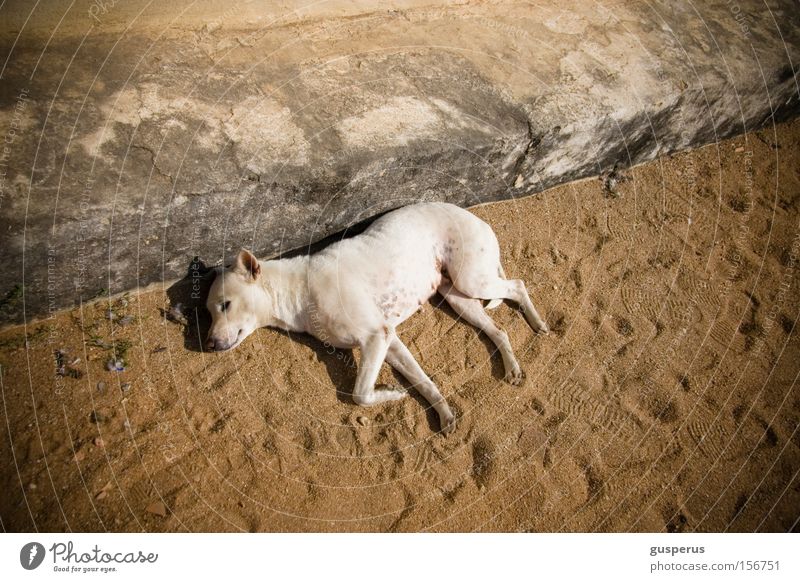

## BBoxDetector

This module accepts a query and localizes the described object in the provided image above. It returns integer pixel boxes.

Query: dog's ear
[233,248,261,280]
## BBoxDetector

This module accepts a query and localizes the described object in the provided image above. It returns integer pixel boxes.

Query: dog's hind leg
[495,278,549,334]
[352,329,408,406]
[438,280,524,385]
[451,273,548,335]
[444,235,548,334]
[385,337,456,434]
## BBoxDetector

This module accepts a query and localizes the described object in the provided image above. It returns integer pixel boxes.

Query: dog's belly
[307,202,495,345]
[373,259,443,324]
[308,249,442,346]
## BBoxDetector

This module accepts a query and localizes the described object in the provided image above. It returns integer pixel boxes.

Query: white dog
[205,202,548,434]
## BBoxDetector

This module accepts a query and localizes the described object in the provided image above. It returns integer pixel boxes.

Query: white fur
[206,202,548,434]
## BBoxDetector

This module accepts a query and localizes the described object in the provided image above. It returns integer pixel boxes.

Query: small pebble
[93,437,105,447]
[96,381,107,393]
[120,382,132,393]
[28,483,37,490]
[356,416,369,427]
[152,346,167,353]
[106,358,125,372]
[145,501,168,517]
[735,146,745,153]
[118,315,134,326]
[90,410,107,424]
[95,490,107,500]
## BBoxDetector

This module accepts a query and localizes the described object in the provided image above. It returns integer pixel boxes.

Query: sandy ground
[1,119,799,533]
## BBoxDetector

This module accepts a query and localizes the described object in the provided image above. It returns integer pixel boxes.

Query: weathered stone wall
[0,0,798,324]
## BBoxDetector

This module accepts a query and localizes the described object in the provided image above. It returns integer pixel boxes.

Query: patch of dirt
[1,119,799,532]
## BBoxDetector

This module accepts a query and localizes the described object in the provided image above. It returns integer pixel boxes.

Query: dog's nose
[207,337,229,351]
[206,329,243,352]
[206,335,237,351]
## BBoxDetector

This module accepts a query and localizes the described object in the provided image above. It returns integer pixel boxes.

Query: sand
[1,118,799,533]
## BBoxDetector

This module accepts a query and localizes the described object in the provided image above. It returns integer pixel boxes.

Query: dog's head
[205,249,266,351]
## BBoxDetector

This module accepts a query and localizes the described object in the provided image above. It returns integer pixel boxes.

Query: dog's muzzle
[206,329,243,351]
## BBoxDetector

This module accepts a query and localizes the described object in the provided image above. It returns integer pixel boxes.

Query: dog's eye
[220,300,231,312]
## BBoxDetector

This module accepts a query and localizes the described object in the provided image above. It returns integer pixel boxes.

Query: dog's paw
[504,365,525,386]
[439,409,457,435]
[536,321,549,335]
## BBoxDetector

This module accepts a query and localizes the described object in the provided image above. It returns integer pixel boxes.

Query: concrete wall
[0,0,798,324]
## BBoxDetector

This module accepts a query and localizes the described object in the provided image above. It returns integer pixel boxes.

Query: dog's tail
[485,265,507,309]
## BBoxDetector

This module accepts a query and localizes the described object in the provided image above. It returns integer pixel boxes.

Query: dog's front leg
[352,329,408,406]
[386,337,456,435]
